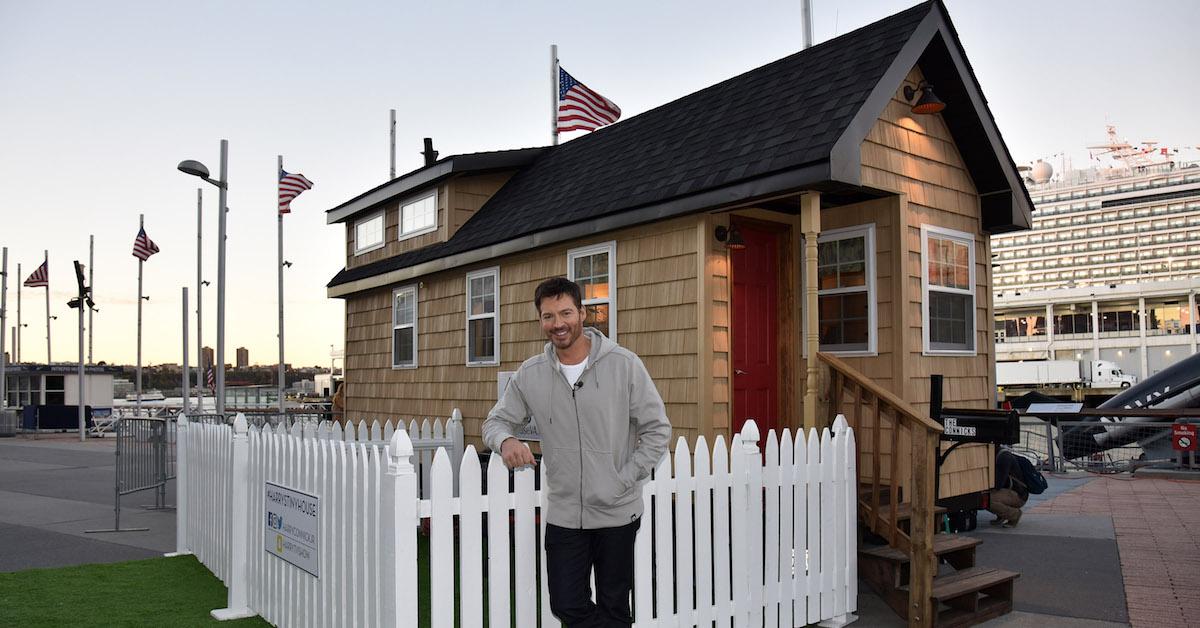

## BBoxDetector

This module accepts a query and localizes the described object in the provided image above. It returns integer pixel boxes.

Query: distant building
[236,347,249,368]
[201,346,214,371]
[992,133,1200,378]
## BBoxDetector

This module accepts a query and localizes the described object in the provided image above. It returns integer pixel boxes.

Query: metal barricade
[1015,419,1180,474]
[0,408,17,437]
[86,417,175,534]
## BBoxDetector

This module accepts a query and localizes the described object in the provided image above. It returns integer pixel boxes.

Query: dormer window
[354,210,385,255]
[400,191,437,239]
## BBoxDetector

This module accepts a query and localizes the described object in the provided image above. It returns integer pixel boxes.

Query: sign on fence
[264,482,320,577]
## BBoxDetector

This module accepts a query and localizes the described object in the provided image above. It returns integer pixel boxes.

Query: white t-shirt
[560,357,589,387]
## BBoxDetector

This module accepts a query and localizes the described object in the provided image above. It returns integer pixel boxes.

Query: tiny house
[326,0,1031,507]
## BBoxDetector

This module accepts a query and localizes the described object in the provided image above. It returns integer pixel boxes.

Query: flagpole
[1,247,8,408]
[15,262,20,363]
[43,250,50,364]
[196,187,204,407]
[75,260,84,441]
[182,287,189,414]
[136,214,144,418]
[389,109,397,180]
[551,44,559,146]
[277,155,286,417]
[88,235,94,364]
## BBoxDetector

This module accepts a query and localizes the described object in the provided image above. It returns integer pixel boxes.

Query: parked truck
[996,359,1136,388]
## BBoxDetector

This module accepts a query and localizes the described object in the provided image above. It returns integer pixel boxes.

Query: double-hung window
[355,210,385,254]
[922,225,976,354]
[399,191,437,239]
[392,285,417,368]
[567,241,616,340]
[466,267,500,365]
[817,224,876,354]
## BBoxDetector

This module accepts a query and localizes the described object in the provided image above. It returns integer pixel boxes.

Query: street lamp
[178,140,229,416]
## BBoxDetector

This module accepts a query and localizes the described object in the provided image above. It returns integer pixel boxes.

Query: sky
[1,0,1197,367]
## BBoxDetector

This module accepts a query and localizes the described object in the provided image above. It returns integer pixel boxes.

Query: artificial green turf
[0,556,270,627]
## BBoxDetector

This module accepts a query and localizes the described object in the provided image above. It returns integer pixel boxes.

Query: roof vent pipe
[801,0,813,49]
[422,138,439,166]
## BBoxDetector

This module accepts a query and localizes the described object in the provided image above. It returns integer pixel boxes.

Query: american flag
[24,261,48,288]
[207,367,215,391]
[557,66,621,133]
[278,170,314,215]
[132,227,160,261]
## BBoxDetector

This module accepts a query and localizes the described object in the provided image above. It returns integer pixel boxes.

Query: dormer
[326,142,547,271]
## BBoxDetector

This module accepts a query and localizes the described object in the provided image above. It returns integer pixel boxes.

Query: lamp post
[178,140,228,416]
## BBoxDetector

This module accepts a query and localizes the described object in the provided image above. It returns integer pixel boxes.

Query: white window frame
[921,224,977,356]
[398,190,438,241]
[567,241,617,342]
[391,284,418,369]
[815,224,877,356]
[465,266,500,366]
[354,210,386,255]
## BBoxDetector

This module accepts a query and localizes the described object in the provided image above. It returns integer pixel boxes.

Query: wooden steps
[859,534,1018,627]
[904,566,1018,628]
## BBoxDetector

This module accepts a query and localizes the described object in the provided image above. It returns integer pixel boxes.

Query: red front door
[731,220,779,447]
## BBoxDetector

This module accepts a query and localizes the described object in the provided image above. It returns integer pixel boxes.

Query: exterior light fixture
[903,81,946,114]
[714,225,746,250]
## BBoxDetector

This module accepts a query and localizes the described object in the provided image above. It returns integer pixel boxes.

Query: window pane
[818,241,837,266]
[401,194,436,234]
[356,215,383,250]
[929,291,973,350]
[575,252,610,300]
[954,266,970,290]
[394,328,414,366]
[395,291,414,325]
[839,262,866,287]
[838,237,864,264]
[818,265,838,290]
[818,293,869,351]
[587,303,609,337]
[469,318,495,362]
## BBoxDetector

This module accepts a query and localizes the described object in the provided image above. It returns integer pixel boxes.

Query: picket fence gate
[173,412,858,627]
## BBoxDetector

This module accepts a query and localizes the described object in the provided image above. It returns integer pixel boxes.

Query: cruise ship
[992,126,1200,381]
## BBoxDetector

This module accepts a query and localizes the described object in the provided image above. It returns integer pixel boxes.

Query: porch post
[801,192,821,431]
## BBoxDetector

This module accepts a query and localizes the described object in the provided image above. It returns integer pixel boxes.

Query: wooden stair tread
[859,534,981,563]
[864,501,948,521]
[900,566,1018,601]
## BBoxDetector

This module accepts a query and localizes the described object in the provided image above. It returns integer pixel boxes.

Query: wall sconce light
[714,225,746,250]
[903,81,946,114]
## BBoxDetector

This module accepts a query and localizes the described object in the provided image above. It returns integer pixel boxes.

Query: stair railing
[817,352,943,627]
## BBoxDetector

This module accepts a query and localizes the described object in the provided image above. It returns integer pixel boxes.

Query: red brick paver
[1031,476,1200,628]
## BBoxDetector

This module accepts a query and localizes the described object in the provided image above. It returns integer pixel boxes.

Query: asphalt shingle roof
[329,1,932,288]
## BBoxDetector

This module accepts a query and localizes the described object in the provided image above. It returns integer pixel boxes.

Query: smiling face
[537,293,587,356]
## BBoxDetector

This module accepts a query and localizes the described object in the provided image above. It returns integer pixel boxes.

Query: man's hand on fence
[499,437,536,470]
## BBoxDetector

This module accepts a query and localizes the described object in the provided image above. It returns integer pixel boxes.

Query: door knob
[735,369,748,375]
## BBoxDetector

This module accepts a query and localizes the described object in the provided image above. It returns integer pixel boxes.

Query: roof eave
[324,148,548,225]
[326,159,832,297]
[827,0,1033,233]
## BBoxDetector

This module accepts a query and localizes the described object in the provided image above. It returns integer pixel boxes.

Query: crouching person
[988,448,1030,528]
[482,277,671,627]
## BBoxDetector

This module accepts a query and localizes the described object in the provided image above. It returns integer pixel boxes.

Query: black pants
[545,518,640,628]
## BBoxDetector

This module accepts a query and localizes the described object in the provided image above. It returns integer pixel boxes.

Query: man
[482,277,671,627]
[987,448,1029,528]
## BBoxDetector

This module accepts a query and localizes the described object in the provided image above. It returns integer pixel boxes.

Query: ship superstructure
[992,126,1200,380]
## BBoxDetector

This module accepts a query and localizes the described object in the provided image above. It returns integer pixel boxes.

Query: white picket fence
[173,412,858,627]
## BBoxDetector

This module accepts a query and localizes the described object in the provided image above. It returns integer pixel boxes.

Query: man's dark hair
[534,277,583,312]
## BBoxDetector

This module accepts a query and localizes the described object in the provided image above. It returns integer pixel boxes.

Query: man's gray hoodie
[482,328,671,529]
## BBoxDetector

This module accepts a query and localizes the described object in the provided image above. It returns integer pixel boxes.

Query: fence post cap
[389,427,414,460]
[232,413,248,434]
[740,418,760,444]
[832,414,848,434]
[450,408,463,423]
[178,413,189,425]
